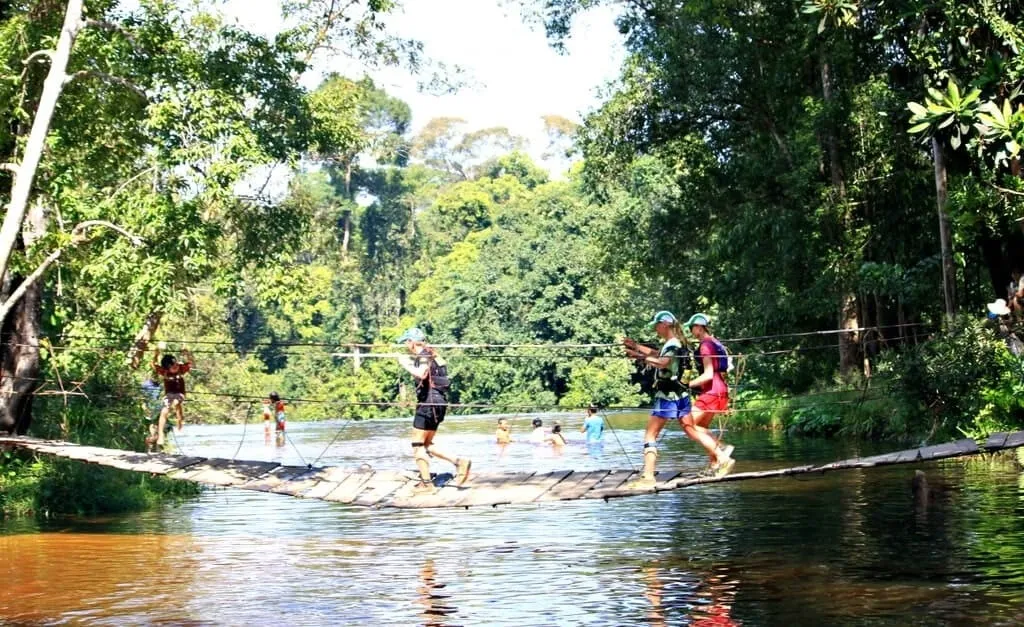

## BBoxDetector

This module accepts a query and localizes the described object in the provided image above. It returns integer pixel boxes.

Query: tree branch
[990,182,1024,197]
[0,220,144,322]
[70,220,144,247]
[83,19,143,54]
[64,69,147,100]
[22,49,54,68]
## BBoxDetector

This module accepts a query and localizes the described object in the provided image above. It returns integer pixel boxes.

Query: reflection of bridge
[2,432,1023,509]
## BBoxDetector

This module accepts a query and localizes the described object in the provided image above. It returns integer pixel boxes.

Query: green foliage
[882,316,1024,439]
[0,453,198,518]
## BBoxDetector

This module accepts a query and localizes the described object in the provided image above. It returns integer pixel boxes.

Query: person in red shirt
[151,345,193,447]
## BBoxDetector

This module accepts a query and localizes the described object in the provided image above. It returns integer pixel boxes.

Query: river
[3,412,1024,625]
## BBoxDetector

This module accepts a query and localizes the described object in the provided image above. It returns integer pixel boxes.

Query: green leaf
[907,101,928,117]
[908,122,932,134]
[947,78,960,104]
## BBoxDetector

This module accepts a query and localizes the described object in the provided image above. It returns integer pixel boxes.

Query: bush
[881,315,1024,440]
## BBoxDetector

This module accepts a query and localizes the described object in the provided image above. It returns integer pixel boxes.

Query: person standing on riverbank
[396,327,471,493]
[622,310,698,487]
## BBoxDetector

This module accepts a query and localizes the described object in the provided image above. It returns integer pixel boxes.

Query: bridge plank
[536,470,607,502]
[351,471,419,507]
[493,470,574,505]
[919,439,978,461]
[449,472,537,508]
[984,432,1010,450]
[171,459,280,487]
[582,470,638,499]
[241,465,316,493]
[301,477,348,500]
[1005,431,1024,449]
[322,471,376,503]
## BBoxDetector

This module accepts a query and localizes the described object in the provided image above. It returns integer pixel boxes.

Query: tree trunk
[0,0,83,293]
[838,294,860,377]
[340,161,353,259]
[0,201,48,434]
[821,52,859,377]
[933,137,957,319]
[128,310,163,369]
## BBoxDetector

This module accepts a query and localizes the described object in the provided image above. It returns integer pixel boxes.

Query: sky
[222,0,627,172]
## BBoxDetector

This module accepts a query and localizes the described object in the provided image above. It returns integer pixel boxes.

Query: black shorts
[413,391,447,431]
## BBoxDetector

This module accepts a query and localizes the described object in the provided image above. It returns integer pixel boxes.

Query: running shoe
[625,476,657,490]
[412,481,438,495]
[713,457,736,478]
[717,444,734,461]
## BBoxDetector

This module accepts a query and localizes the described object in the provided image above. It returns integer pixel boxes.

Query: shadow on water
[4,413,1024,625]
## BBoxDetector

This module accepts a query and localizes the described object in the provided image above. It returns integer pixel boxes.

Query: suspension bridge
[2,430,1021,509]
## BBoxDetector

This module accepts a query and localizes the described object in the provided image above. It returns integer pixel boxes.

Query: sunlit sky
[222,0,627,171]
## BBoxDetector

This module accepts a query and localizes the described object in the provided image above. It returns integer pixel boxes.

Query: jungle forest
[1,0,1023,516]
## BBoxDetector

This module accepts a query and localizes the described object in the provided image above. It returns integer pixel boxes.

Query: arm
[397,354,429,379]
[151,347,160,371]
[181,348,194,366]
[622,337,656,358]
[689,354,716,389]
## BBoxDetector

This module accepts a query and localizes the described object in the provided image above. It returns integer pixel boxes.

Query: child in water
[270,391,286,446]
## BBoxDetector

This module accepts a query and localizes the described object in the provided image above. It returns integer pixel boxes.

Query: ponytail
[670,320,690,351]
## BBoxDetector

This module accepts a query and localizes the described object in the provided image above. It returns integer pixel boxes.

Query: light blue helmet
[646,310,677,328]
[686,313,711,329]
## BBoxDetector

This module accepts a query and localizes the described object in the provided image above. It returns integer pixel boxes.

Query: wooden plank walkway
[2,431,1023,509]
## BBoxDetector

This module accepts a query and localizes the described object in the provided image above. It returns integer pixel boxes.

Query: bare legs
[682,409,724,465]
[411,428,458,482]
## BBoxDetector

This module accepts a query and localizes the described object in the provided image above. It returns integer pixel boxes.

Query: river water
[3,412,1024,626]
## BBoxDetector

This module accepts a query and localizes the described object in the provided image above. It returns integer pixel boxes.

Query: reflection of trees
[418,558,458,627]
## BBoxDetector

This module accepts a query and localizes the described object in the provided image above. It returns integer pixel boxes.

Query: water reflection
[419,559,458,626]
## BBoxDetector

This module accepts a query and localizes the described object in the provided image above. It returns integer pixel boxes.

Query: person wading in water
[396,327,471,494]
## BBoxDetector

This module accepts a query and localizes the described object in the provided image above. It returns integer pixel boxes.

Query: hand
[622,337,637,349]
[157,341,167,350]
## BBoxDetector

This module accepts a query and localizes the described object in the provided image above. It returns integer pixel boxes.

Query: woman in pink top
[685,313,734,477]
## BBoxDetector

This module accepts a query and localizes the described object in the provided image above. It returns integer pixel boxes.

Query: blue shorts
[652,396,691,420]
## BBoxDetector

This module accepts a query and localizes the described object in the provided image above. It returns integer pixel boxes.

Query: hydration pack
[694,338,731,375]
[420,350,450,393]
[654,345,692,394]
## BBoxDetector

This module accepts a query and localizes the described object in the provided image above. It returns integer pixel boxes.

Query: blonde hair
[669,319,691,350]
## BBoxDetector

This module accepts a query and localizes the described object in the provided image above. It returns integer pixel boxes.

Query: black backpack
[420,350,450,393]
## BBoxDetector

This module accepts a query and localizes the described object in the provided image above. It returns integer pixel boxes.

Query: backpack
[420,350,450,393]
[695,338,731,375]
[654,342,691,394]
